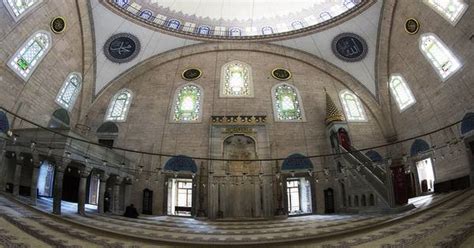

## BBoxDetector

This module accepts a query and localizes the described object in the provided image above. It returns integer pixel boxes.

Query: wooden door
[324,188,335,214]
[142,189,153,215]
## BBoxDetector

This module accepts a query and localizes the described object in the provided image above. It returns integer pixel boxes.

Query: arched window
[343,0,357,9]
[172,84,203,122]
[339,90,366,121]
[167,19,180,29]
[389,74,416,111]
[55,72,82,111]
[3,0,42,21]
[291,21,304,29]
[220,61,253,97]
[139,9,153,20]
[423,0,467,25]
[113,0,129,7]
[197,25,211,35]
[229,28,241,36]
[320,12,332,21]
[272,83,305,121]
[105,89,133,122]
[8,30,52,81]
[262,26,273,35]
[419,33,461,81]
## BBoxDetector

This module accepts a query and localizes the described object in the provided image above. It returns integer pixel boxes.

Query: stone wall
[0,0,84,128]
[82,49,387,214]
[386,0,474,182]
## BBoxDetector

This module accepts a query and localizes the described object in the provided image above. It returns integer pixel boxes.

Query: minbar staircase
[339,145,390,205]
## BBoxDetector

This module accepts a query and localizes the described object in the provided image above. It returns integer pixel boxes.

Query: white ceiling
[91,0,381,96]
[145,0,354,22]
[273,0,382,95]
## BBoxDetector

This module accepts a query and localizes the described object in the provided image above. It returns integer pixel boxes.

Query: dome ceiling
[107,0,371,40]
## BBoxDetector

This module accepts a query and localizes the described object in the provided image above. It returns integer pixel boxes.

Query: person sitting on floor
[123,204,139,218]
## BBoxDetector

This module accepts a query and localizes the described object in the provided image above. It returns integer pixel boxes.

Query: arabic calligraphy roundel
[331,33,368,62]
[104,33,141,64]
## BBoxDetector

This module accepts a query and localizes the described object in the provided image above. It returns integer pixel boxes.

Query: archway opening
[416,158,435,193]
[167,178,193,216]
[62,166,80,203]
[37,161,55,198]
[286,178,312,216]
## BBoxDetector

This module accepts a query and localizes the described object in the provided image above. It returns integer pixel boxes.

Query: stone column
[77,169,90,215]
[112,178,121,214]
[30,152,41,206]
[98,174,108,214]
[12,153,22,196]
[53,159,69,215]
[0,141,7,193]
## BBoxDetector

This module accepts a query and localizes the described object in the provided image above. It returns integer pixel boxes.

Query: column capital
[100,173,109,182]
[78,167,92,178]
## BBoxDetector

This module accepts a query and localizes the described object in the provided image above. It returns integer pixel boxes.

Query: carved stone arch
[84,42,394,139]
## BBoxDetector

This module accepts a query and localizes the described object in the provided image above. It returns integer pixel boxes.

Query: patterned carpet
[0,191,473,247]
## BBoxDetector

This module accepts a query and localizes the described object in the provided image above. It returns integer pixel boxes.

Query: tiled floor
[0,191,473,247]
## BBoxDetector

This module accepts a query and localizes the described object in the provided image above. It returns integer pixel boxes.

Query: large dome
[107,0,370,40]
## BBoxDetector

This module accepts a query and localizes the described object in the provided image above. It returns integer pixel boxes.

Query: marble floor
[0,190,473,247]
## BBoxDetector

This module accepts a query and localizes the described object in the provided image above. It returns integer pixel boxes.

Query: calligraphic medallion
[405,18,420,35]
[271,68,292,81]
[331,33,368,62]
[104,33,141,63]
[182,68,202,81]
[50,16,66,34]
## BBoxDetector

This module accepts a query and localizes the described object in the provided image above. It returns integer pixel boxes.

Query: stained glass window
[4,0,41,21]
[272,84,305,121]
[262,26,273,35]
[173,84,202,122]
[105,89,133,122]
[8,30,51,81]
[291,21,304,29]
[221,61,253,97]
[423,0,467,25]
[229,28,241,36]
[55,72,82,111]
[419,33,461,81]
[139,9,153,20]
[197,25,211,35]
[167,19,180,29]
[339,90,366,121]
[389,74,416,111]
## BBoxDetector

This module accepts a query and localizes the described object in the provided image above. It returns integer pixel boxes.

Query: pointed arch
[461,113,474,135]
[389,74,416,112]
[419,33,462,81]
[282,154,313,171]
[410,139,431,157]
[220,60,253,97]
[423,0,468,25]
[8,30,52,81]
[105,89,133,122]
[171,83,203,122]
[339,90,367,121]
[164,155,197,173]
[3,0,42,21]
[272,83,306,122]
[56,72,82,111]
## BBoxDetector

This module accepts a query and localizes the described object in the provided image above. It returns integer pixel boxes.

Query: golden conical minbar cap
[325,92,345,125]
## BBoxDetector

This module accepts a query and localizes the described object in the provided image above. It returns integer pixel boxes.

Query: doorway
[62,167,80,202]
[167,178,193,216]
[416,158,435,193]
[286,178,312,216]
[324,188,335,214]
[142,188,153,215]
[37,161,54,197]
[338,128,351,150]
